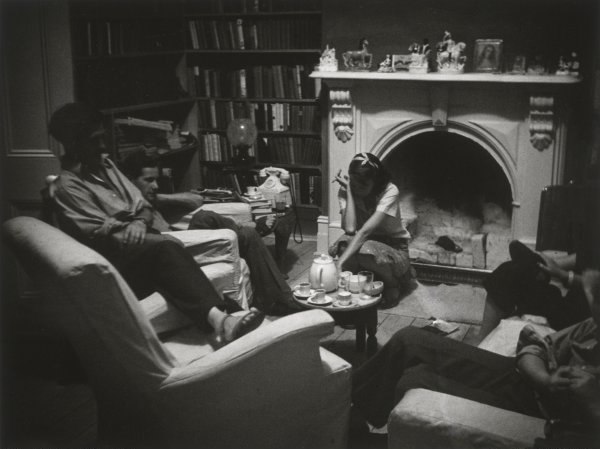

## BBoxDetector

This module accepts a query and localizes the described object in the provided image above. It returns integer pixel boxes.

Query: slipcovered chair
[388,317,552,449]
[3,217,352,449]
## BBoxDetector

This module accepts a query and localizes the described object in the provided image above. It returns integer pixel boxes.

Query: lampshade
[226,118,257,147]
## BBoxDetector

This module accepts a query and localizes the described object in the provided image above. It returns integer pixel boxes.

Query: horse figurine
[343,38,372,71]
[436,31,466,73]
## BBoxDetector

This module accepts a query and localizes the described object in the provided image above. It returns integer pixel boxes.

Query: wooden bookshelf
[187,0,323,209]
[68,0,324,203]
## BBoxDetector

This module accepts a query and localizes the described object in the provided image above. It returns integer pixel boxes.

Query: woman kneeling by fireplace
[330,152,415,308]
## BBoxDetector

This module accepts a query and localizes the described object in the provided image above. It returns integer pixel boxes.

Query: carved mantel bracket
[330,89,354,143]
[529,95,554,151]
[430,85,449,128]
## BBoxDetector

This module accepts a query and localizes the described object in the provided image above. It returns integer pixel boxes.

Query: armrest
[157,310,338,449]
[165,309,333,381]
[388,388,546,449]
[170,202,254,231]
[162,229,240,267]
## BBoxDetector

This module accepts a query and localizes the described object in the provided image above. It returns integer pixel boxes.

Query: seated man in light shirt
[48,102,265,343]
[121,149,300,316]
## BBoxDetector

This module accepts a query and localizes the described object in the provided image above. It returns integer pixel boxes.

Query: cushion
[478,317,555,356]
[389,388,546,449]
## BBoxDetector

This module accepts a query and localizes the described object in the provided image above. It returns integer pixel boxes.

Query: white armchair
[388,318,553,449]
[3,216,352,449]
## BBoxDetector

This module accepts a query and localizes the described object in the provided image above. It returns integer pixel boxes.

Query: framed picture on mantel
[473,39,503,73]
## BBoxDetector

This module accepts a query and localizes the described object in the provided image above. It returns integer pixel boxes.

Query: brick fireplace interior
[387,132,513,270]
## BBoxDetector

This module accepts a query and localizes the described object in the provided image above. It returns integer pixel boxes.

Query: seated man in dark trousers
[48,102,265,342]
[351,270,600,448]
[121,151,300,316]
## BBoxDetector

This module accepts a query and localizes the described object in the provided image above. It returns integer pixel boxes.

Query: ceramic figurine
[436,31,466,73]
[527,55,546,75]
[318,44,338,72]
[342,38,372,71]
[556,55,570,75]
[377,54,393,72]
[408,38,431,73]
[569,52,580,76]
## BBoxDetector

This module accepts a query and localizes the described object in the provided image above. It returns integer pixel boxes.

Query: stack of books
[239,193,273,218]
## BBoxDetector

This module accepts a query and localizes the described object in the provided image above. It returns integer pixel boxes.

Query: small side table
[293,291,382,355]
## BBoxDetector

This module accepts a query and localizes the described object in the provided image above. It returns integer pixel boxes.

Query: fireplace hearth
[312,71,580,278]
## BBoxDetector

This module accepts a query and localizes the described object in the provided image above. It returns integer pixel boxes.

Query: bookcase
[185,0,323,210]
[69,0,323,208]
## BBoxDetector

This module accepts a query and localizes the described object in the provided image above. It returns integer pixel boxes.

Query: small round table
[293,290,382,355]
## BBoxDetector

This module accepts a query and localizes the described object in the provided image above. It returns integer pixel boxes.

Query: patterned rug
[384,281,487,324]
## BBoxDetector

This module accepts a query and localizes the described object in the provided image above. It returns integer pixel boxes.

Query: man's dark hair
[120,150,159,180]
[48,102,104,148]
[48,102,105,167]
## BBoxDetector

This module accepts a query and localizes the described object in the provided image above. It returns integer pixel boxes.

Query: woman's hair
[348,152,390,197]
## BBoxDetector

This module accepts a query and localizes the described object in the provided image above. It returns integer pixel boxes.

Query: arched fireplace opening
[383,131,513,271]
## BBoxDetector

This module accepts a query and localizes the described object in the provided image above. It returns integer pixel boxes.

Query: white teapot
[309,254,338,292]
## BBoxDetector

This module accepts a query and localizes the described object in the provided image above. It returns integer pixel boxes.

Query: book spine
[239,68,247,98]
[236,18,245,50]
[188,20,199,49]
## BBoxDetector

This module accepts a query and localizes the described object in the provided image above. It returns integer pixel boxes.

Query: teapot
[309,254,338,292]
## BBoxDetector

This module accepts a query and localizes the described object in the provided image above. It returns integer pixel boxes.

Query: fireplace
[311,71,580,274]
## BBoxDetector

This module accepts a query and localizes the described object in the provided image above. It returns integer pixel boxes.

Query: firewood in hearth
[435,235,463,253]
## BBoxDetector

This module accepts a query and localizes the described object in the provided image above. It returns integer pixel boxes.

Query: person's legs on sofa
[351,327,538,428]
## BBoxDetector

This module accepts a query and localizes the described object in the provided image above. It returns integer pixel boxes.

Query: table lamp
[227,118,257,165]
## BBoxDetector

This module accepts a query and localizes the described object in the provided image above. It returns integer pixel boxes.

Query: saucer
[293,287,315,299]
[333,299,356,308]
[307,295,333,306]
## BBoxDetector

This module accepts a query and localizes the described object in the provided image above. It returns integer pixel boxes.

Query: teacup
[337,291,352,306]
[313,288,326,303]
[295,282,311,298]
[246,186,259,195]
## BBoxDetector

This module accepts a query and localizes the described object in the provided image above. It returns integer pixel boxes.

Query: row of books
[186,0,320,14]
[257,136,321,165]
[74,20,181,57]
[198,100,319,132]
[200,169,243,194]
[199,132,320,166]
[187,17,320,51]
[199,132,256,163]
[288,172,322,206]
[188,65,317,100]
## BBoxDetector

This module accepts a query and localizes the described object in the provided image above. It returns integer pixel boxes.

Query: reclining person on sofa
[351,269,600,447]
[47,102,265,343]
[120,150,300,316]
[481,241,595,337]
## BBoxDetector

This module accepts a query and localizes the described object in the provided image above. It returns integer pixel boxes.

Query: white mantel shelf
[310,70,581,84]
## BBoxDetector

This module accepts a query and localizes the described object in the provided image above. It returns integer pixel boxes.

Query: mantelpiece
[311,70,581,268]
[311,71,581,84]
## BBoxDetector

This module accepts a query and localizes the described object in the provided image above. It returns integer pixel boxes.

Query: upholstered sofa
[4,216,352,449]
[388,317,555,449]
